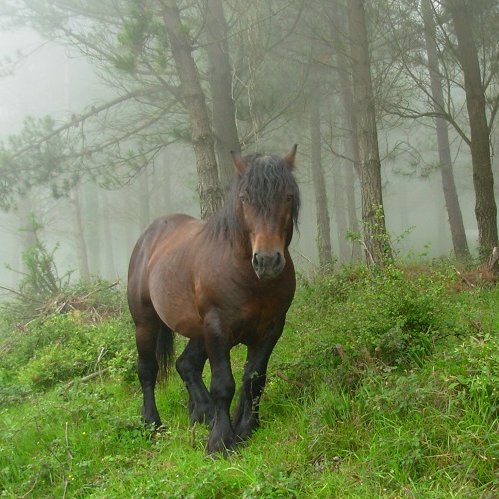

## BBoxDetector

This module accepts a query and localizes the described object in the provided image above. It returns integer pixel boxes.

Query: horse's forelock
[240,155,300,223]
[205,153,300,240]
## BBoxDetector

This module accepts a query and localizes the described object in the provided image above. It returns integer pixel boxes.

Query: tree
[348,0,392,265]
[309,54,333,268]
[421,0,470,259]
[70,183,90,280]
[380,0,498,259]
[161,0,222,218]
[0,0,308,219]
[446,0,498,258]
[329,0,363,262]
[205,0,241,192]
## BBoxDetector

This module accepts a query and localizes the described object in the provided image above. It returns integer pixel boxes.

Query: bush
[1,312,136,392]
[282,264,472,390]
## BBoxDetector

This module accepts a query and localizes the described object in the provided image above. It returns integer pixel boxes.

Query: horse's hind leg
[136,321,164,428]
[176,338,214,425]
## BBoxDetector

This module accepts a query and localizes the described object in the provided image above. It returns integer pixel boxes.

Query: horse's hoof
[234,418,258,441]
[141,410,162,430]
[206,435,236,456]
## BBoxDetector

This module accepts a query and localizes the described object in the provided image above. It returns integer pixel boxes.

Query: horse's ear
[231,151,248,174]
[283,144,298,170]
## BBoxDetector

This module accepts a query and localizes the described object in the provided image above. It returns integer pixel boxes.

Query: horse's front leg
[233,315,285,441]
[204,313,236,454]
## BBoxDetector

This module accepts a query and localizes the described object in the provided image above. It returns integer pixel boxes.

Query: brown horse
[127,145,300,453]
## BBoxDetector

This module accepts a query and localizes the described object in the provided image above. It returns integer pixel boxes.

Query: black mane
[205,153,300,240]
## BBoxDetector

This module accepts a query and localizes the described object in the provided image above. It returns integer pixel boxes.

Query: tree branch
[8,88,162,160]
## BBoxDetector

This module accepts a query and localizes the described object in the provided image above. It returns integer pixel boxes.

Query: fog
[0,1,497,294]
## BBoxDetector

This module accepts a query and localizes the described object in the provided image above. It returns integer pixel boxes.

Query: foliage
[288,263,463,378]
[0,115,78,210]
[0,264,497,497]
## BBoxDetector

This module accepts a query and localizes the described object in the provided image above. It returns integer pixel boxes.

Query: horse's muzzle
[252,251,285,280]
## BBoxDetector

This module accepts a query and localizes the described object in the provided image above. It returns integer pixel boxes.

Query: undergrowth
[0,263,497,498]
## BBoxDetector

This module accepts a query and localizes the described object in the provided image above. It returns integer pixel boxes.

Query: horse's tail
[156,323,175,381]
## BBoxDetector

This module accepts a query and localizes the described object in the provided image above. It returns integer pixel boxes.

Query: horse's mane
[204,153,300,241]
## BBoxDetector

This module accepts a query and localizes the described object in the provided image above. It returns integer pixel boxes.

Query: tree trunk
[447,0,498,259]
[17,195,37,275]
[348,0,392,266]
[337,69,363,261]
[331,161,349,262]
[160,150,172,215]
[344,161,362,261]
[331,0,363,262]
[205,0,241,192]
[101,190,116,280]
[71,184,90,280]
[138,168,151,230]
[84,182,101,275]
[422,0,470,260]
[162,0,222,219]
[309,71,333,268]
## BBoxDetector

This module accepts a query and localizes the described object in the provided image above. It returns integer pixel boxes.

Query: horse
[127,145,300,454]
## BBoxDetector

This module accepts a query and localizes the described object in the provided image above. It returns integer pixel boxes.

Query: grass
[0,264,497,498]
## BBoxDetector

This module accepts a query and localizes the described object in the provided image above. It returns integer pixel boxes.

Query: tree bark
[162,0,222,219]
[309,68,333,268]
[422,0,470,260]
[447,0,498,259]
[205,0,241,192]
[348,0,392,266]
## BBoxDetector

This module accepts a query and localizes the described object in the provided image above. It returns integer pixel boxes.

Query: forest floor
[0,262,497,498]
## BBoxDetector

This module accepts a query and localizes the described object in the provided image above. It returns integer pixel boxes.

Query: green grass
[0,264,497,498]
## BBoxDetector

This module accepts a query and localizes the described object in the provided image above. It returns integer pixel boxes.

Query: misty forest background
[0,0,498,288]
[1,2,498,497]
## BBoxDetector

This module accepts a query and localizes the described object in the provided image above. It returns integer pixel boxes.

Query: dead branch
[66,368,110,388]
[275,370,305,388]
[454,267,476,288]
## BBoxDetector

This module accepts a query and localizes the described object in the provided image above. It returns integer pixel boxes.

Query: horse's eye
[286,194,293,203]
[239,193,249,204]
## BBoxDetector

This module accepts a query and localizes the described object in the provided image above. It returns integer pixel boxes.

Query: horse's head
[231,145,300,280]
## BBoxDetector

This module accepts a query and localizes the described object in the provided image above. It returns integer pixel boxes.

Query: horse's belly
[150,281,204,338]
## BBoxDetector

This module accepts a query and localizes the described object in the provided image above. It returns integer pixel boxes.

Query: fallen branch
[454,267,475,288]
[66,368,110,388]
[275,370,305,388]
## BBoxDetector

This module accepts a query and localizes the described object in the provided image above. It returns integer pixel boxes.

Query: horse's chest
[232,293,288,343]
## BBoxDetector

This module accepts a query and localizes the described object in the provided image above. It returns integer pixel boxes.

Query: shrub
[1,313,136,391]
[281,264,469,391]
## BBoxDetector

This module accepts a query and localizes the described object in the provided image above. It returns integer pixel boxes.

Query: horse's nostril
[252,252,262,269]
[273,252,282,267]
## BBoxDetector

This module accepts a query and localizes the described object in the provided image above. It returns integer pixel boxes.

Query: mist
[0,0,497,293]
